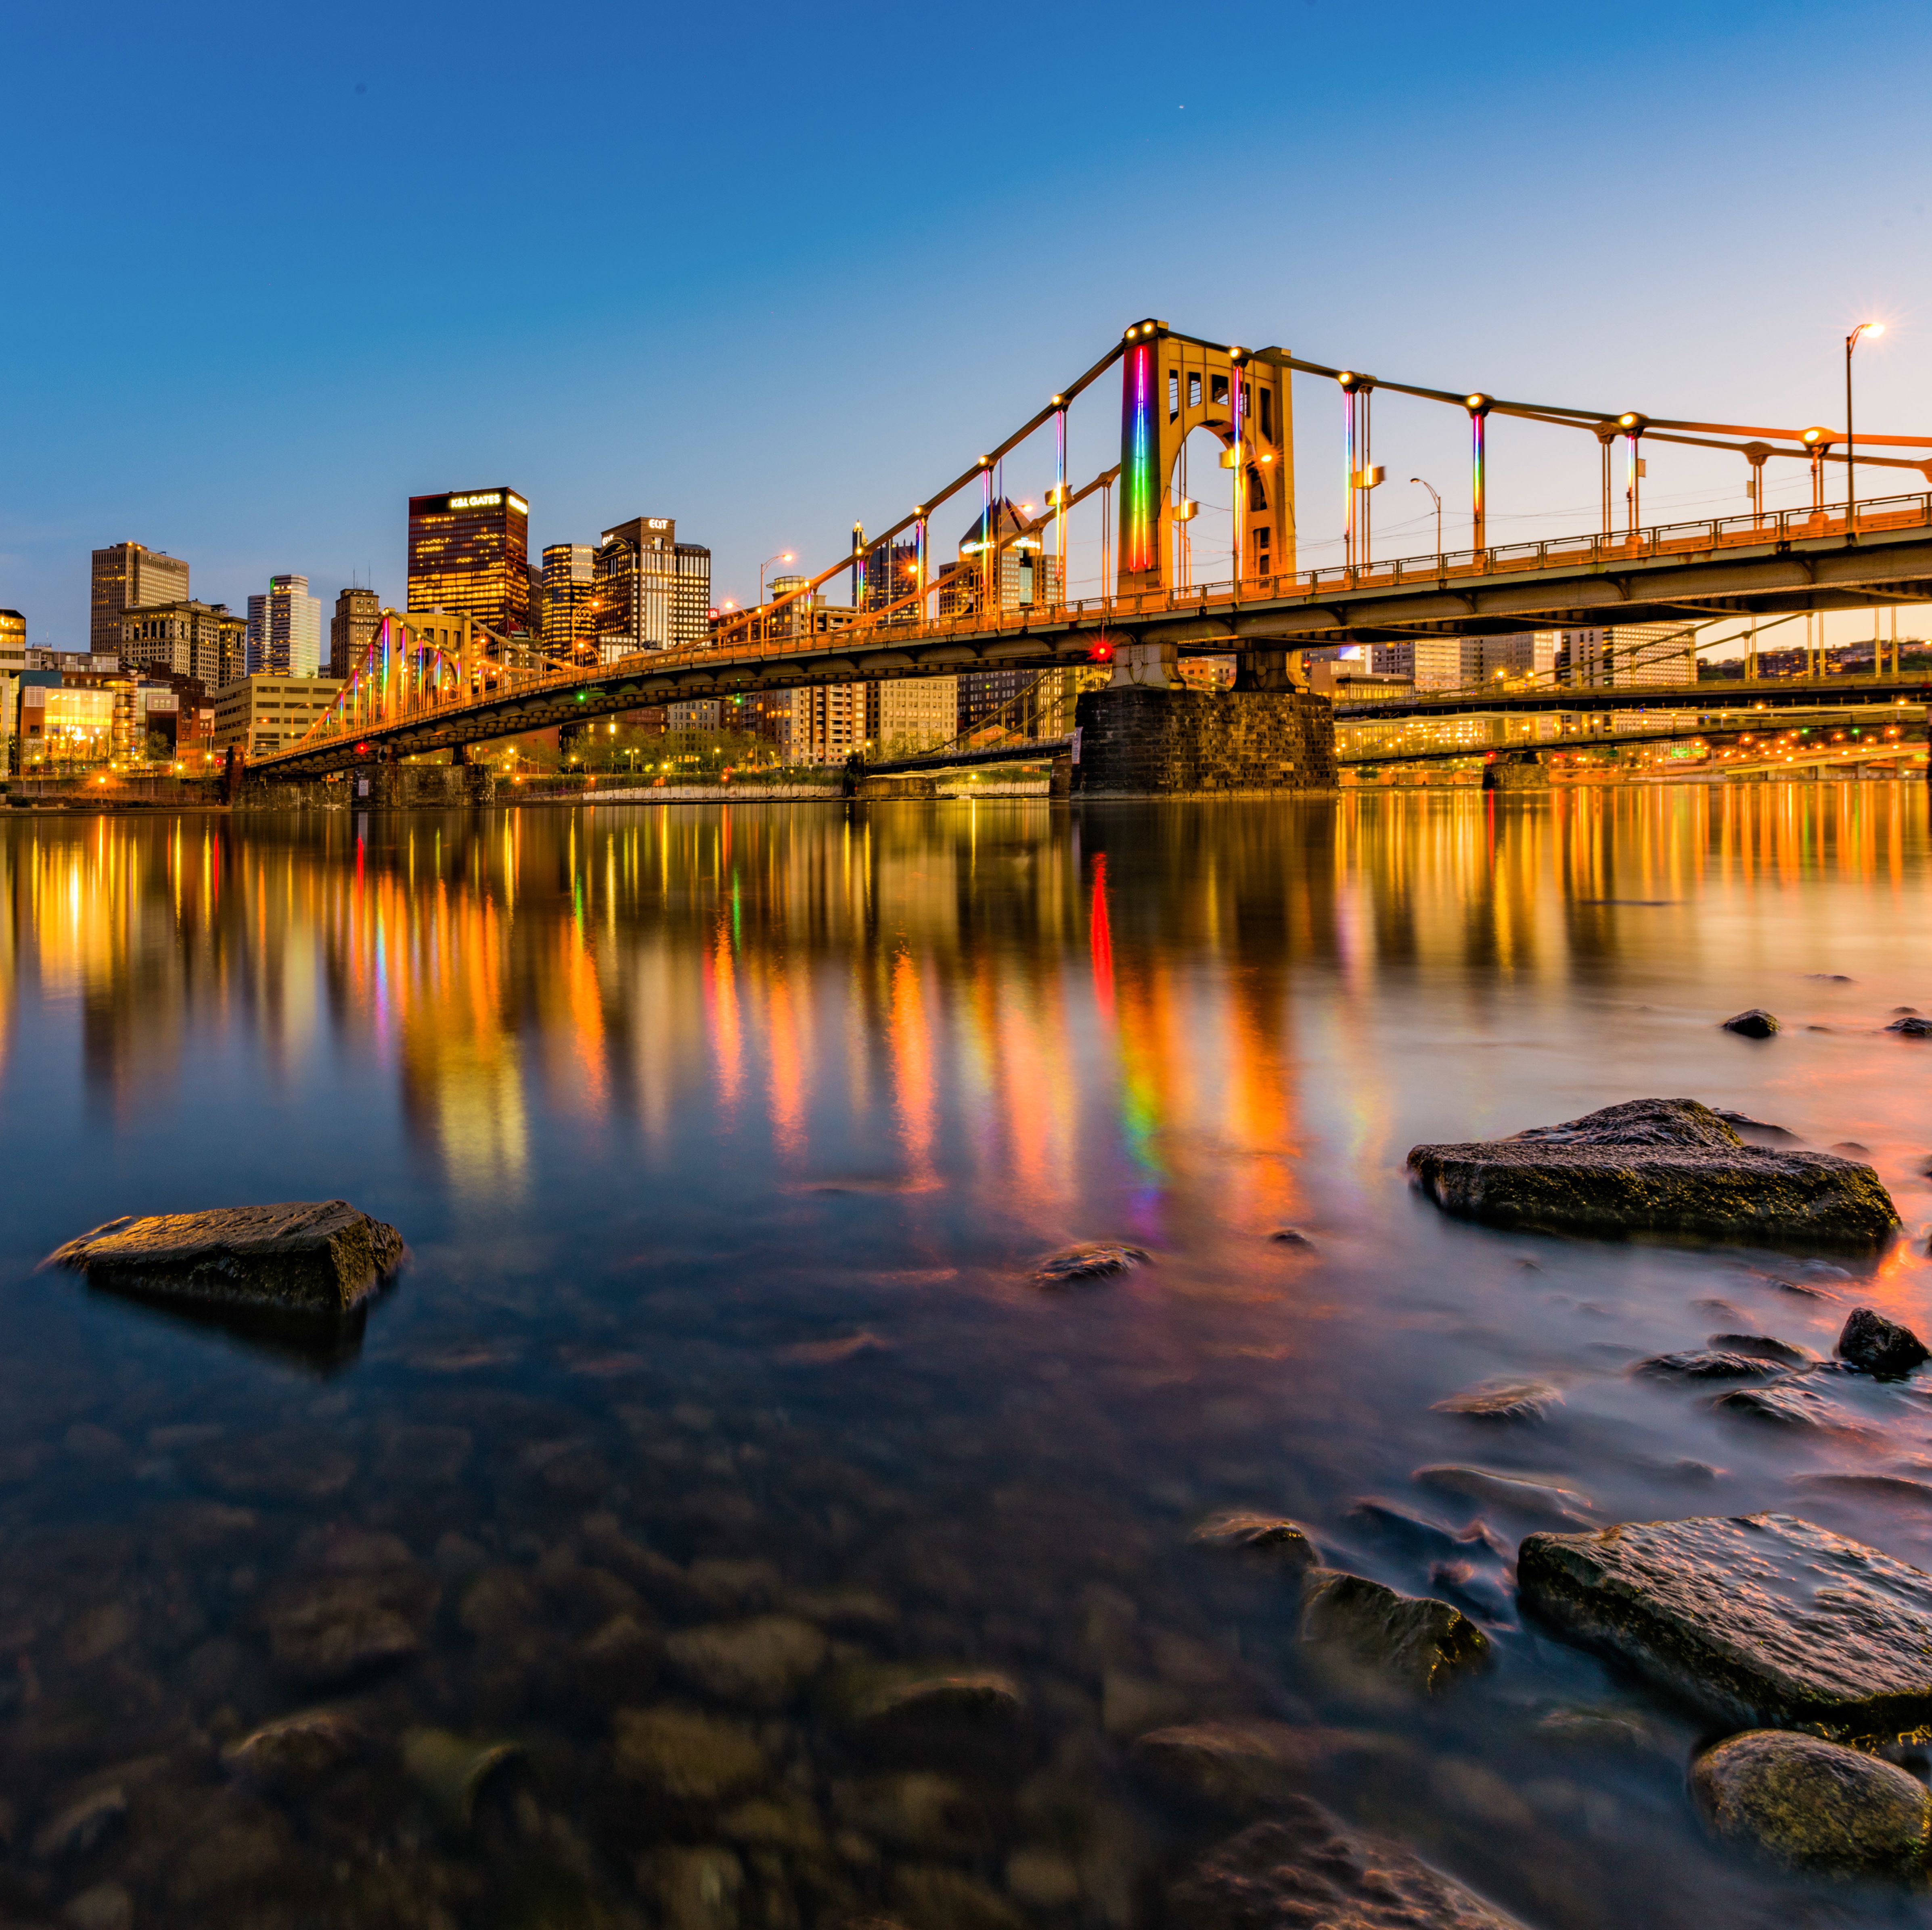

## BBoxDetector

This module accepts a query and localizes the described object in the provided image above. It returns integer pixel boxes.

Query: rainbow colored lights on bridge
[1121,337,1157,578]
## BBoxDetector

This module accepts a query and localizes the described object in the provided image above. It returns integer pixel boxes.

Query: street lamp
[1846,321,1884,534]
[759,552,795,606]
[1411,478,1442,563]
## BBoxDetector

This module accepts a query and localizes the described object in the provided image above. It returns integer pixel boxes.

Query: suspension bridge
[250,319,1932,792]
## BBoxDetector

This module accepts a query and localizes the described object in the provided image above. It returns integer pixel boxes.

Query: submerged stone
[1188,1512,1319,1569]
[1517,1512,1932,1741]
[1298,1568,1490,1690]
[1169,1802,1529,1930]
[663,1615,828,1709]
[1131,1721,1405,1815]
[1692,1729,1932,1877]
[1031,1242,1148,1286]
[1722,1009,1780,1039]
[1836,1307,1930,1378]
[1431,1381,1563,1421]
[1706,1332,1817,1365]
[43,1200,405,1314]
[1412,1465,1591,1526]
[1712,1383,1859,1429]
[613,1707,766,1802]
[1406,1098,1899,1249]
[221,1709,364,1791]
[400,1728,524,1827]
[1632,1351,1785,1382]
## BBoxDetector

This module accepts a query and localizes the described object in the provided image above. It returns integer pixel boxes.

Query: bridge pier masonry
[1071,634,1338,798]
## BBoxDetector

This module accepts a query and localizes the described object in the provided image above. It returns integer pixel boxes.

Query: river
[1,786,1929,1928]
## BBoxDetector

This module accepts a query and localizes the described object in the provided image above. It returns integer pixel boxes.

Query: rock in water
[1836,1306,1930,1378]
[1517,1513,1932,1742]
[1189,1512,1319,1570]
[1406,1098,1899,1248]
[1298,1569,1490,1690]
[1722,1009,1781,1038]
[1706,1332,1817,1365]
[1131,1723,1406,1816]
[1711,1382,1858,1429]
[1692,1729,1932,1877]
[1169,1802,1529,1930]
[1886,1014,1932,1037]
[1632,1351,1783,1382]
[43,1201,404,1313]
[1431,1381,1563,1421]
[1032,1242,1148,1286]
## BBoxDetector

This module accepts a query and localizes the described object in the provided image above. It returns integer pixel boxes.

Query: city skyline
[6,1,1932,655]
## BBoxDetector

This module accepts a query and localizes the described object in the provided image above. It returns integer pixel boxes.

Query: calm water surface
[4,788,1932,1929]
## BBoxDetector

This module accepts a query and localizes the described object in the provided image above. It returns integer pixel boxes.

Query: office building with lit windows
[542,544,597,658]
[406,487,530,637]
[91,543,190,656]
[121,600,248,691]
[247,576,322,677]
[592,519,710,660]
[330,586,381,680]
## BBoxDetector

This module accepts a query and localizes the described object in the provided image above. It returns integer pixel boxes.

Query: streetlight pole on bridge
[1846,320,1884,537]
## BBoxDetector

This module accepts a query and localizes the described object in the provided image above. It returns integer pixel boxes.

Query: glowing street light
[759,551,795,606]
[1846,321,1885,532]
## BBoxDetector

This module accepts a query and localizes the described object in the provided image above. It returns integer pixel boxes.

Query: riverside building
[120,600,248,690]
[330,587,381,679]
[246,576,322,677]
[542,544,597,659]
[407,488,531,637]
[211,675,344,758]
[592,519,710,660]
[91,543,189,656]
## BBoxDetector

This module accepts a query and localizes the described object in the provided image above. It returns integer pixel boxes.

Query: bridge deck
[253,491,1932,778]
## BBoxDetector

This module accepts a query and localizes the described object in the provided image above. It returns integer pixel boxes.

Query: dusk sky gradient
[6,0,1932,652]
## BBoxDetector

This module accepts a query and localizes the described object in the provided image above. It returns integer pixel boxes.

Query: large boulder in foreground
[1518,1513,1932,1742]
[1407,1098,1898,1248]
[44,1202,404,1314]
[1691,1729,1932,1878]
[1169,1800,1529,1930]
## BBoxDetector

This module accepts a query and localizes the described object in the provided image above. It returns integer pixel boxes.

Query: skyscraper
[330,587,381,680]
[247,575,322,676]
[406,487,530,636]
[542,544,597,659]
[592,519,710,660]
[91,543,190,656]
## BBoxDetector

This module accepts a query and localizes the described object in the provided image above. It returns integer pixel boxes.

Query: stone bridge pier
[1072,635,1337,797]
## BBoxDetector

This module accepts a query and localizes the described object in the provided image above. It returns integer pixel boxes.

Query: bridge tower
[1116,321,1294,598]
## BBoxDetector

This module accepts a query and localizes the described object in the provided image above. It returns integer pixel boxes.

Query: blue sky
[5,0,1930,651]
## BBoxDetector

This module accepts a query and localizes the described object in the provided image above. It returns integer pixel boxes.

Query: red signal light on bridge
[1087,636,1115,663]
[354,742,369,755]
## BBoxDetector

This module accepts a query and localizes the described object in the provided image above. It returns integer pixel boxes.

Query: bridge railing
[256,489,1932,769]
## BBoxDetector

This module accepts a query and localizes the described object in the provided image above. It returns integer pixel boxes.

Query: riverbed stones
[220,1708,364,1791]
[613,1707,767,1802]
[1188,1512,1319,1569]
[1517,1513,1932,1740]
[1168,1801,1530,1930]
[1405,1098,1901,1248]
[1691,1729,1932,1876]
[43,1200,405,1313]
[1722,1009,1780,1039]
[663,1615,828,1708]
[1836,1306,1930,1378]
[1298,1568,1490,1690]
